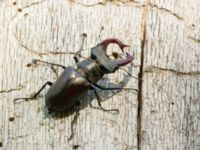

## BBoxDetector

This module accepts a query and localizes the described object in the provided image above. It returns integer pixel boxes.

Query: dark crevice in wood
[137,1,149,150]
[144,65,200,76]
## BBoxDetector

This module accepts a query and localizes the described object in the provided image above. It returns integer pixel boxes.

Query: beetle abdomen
[45,66,90,112]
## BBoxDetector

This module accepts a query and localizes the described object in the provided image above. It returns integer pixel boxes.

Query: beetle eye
[91,55,97,60]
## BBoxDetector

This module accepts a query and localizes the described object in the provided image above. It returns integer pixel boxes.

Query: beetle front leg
[73,33,87,63]
[14,81,53,103]
[90,86,119,114]
[31,59,66,69]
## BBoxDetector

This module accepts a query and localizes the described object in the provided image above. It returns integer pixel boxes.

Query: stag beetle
[14,38,135,112]
[14,37,136,140]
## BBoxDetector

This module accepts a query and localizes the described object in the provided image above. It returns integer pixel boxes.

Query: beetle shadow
[45,64,137,119]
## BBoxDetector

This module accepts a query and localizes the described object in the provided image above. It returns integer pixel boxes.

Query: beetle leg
[14,81,53,103]
[91,82,138,92]
[68,102,81,141]
[90,86,119,114]
[32,59,66,69]
[87,80,138,92]
[73,33,87,63]
[119,68,143,81]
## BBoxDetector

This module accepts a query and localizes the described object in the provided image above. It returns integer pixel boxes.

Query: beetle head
[91,38,133,73]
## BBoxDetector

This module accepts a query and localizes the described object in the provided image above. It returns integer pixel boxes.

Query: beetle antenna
[68,102,81,141]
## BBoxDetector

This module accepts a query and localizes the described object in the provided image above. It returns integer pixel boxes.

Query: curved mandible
[116,52,134,67]
[100,38,130,52]
[100,38,134,67]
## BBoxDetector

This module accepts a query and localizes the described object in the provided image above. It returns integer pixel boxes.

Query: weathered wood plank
[1,0,199,149]
[0,0,142,149]
[139,0,200,149]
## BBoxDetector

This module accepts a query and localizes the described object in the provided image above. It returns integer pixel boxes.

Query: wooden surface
[0,0,199,150]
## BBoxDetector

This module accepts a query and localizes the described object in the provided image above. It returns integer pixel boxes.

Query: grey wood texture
[0,0,199,150]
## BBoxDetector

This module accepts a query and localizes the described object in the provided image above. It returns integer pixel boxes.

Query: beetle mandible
[14,37,135,113]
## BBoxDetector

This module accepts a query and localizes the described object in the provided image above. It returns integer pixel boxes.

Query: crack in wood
[20,1,46,10]
[9,0,46,25]
[188,36,200,44]
[76,0,184,23]
[14,34,78,57]
[10,134,29,140]
[0,86,24,94]
[137,1,149,150]
[144,65,200,76]
[149,3,184,20]
[77,0,144,7]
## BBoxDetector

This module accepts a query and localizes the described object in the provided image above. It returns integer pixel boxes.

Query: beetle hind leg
[14,81,53,103]
[90,87,119,114]
[68,102,81,141]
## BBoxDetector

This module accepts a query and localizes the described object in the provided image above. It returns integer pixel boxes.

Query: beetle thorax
[77,59,104,83]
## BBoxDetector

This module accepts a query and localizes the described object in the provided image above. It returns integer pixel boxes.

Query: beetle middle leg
[14,81,53,103]
[91,82,138,92]
[90,86,119,114]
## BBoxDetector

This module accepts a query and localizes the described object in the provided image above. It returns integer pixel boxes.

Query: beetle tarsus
[14,81,53,103]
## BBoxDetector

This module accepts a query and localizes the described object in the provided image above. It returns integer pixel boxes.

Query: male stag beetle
[14,37,136,113]
[14,37,137,140]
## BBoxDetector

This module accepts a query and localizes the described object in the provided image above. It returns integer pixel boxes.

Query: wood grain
[0,0,199,149]
[0,0,141,149]
[139,0,200,149]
